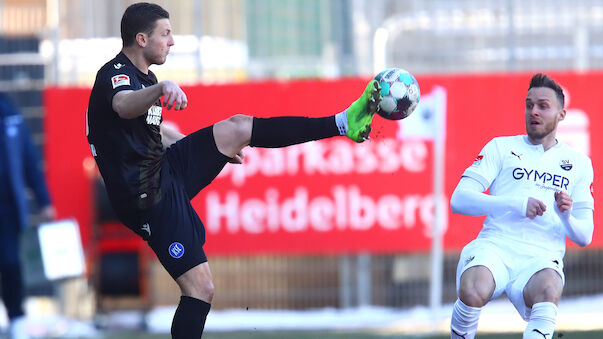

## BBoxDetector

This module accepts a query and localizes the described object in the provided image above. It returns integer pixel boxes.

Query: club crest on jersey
[559,159,573,171]
[169,242,185,258]
[472,155,483,166]
[111,74,130,89]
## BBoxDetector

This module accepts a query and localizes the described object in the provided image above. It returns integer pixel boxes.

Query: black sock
[249,116,339,148]
[171,296,211,339]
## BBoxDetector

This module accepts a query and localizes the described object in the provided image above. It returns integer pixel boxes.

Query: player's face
[524,87,565,142]
[144,18,174,65]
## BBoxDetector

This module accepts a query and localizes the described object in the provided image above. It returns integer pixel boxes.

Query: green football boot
[346,80,382,143]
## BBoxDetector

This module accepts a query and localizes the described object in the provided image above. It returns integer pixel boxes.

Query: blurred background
[1,0,602,338]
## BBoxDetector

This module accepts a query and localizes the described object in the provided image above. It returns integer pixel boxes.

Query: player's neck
[527,134,558,151]
[121,47,150,74]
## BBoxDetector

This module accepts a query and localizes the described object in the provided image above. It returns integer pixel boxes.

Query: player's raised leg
[451,266,495,339]
[522,269,563,339]
[212,80,382,158]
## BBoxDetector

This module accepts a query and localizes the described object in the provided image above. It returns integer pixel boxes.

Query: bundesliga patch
[169,242,185,258]
[559,159,573,171]
[111,74,130,89]
[472,155,484,166]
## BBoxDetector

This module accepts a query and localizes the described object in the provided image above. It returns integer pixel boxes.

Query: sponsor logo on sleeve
[111,74,130,89]
[472,155,483,166]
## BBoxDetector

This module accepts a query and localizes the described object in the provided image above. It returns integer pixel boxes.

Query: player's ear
[558,108,566,122]
[135,32,147,47]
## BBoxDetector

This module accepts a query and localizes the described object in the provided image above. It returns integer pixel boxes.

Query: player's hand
[228,150,245,164]
[554,190,573,213]
[526,197,546,219]
[161,80,188,110]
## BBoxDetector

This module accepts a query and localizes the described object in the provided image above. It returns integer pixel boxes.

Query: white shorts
[456,238,565,321]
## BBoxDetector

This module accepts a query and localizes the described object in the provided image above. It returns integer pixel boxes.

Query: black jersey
[87,52,164,215]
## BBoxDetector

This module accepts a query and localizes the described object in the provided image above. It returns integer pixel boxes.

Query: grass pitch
[99,329,603,339]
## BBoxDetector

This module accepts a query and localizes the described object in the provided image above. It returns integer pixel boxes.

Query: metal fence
[145,250,603,310]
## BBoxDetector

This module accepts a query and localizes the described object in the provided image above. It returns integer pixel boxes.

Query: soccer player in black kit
[86,3,381,338]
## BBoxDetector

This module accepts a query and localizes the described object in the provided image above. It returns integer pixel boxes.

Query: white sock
[523,302,557,339]
[335,110,348,135]
[451,299,481,339]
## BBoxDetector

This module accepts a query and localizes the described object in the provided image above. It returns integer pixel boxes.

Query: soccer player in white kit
[449,73,595,339]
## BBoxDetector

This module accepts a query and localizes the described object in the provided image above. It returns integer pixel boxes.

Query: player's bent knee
[459,289,489,308]
[458,266,495,307]
[226,114,253,141]
[214,114,253,157]
[541,285,561,304]
[526,284,562,307]
[524,269,563,307]
[176,263,215,303]
[197,280,215,302]
[180,278,215,302]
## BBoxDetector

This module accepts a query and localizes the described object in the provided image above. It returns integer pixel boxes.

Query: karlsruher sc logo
[169,242,185,258]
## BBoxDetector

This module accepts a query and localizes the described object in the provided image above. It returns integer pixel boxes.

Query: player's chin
[154,56,168,65]
[526,128,544,140]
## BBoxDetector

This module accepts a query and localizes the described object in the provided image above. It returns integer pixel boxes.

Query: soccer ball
[374,68,420,120]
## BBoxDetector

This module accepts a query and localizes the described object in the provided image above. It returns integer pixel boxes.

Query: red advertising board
[44,72,601,256]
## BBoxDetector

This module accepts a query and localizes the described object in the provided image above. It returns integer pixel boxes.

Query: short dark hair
[121,2,170,47]
[528,73,565,109]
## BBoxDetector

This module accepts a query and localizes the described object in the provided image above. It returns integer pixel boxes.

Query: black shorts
[125,126,231,280]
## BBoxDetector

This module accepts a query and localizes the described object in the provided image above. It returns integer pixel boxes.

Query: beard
[526,120,558,140]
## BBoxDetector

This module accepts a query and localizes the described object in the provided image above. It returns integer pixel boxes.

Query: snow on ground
[147,293,603,334]
[1,294,603,337]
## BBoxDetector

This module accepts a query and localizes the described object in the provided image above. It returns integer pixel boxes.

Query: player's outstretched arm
[112,80,187,119]
[555,191,594,247]
[450,176,527,217]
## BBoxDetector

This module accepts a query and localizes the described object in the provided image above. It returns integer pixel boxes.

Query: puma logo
[532,329,551,338]
[511,151,522,160]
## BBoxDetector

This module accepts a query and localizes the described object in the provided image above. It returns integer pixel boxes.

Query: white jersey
[462,135,594,258]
